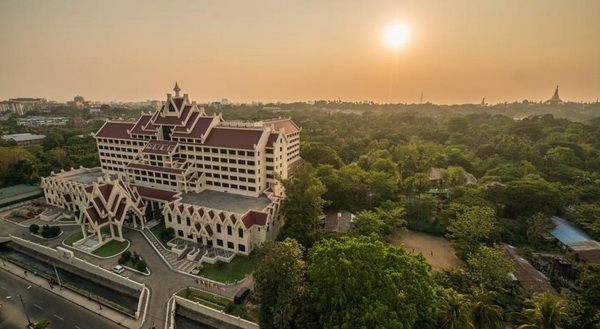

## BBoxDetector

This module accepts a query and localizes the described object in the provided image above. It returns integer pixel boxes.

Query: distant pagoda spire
[551,85,560,100]
[174,82,181,97]
[546,84,563,105]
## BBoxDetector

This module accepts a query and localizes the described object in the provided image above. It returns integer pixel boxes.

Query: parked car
[112,265,125,274]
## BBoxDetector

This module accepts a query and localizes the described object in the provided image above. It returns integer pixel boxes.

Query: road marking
[54,314,64,321]
[27,285,32,289]
[0,286,7,291]
[5,296,11,299]
[34,304,43,310]
[75,326,82,329]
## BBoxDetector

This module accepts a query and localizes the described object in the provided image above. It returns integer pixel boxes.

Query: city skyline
[1,0,599,104]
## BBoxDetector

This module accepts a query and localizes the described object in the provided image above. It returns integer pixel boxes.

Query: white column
[97,228,103,243]
[117,225,123,241]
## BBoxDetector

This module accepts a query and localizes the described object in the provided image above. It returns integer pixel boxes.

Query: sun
[384,24,410,49]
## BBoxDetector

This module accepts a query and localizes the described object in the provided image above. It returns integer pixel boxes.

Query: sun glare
[384,24,410,49]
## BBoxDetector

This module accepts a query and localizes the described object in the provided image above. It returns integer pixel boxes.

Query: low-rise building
[15,116,69,127]
[0,98,47,115]
[2,133,46,146]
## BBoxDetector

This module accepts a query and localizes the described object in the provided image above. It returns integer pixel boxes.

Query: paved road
[0,269,122,329]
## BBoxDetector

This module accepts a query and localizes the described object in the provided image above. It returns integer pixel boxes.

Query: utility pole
[96,294,102,310]
[53,263,62,290]
[18,294,32,326]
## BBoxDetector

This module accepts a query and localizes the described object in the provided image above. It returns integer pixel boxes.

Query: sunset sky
[1,0,599,104]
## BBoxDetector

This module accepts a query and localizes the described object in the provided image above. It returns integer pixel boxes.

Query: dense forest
[2,103,600,328]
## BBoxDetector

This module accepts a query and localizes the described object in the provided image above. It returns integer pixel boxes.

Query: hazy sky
[1,0,599,104]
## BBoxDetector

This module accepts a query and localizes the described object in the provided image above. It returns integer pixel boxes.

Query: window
[186,219,190,226]
[217,224,221,233]
[227,241,234,249]
[238,228,244,238]
[238,244,246,252]
[177,216,181,224]
[177,229,184,237]
[227,226,232,235]
[217,239,223,246]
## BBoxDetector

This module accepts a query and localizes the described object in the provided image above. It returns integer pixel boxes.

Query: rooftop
[550,216,594,244]
[505,244,558,296]
[180,190,272,214]
[54,167,112,185]
[2,133,46,142]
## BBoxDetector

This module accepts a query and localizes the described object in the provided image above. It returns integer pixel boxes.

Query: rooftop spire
[174,82,181,97]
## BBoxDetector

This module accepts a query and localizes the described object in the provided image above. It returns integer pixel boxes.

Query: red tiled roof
[127,163,184,174]
[172,116,214,139]
[63,194,72,202]
[241,211,268,229]
[96,122,135,139]
[230,214,237,224]
[198,208,205,217]
[194,222,201,232]
[133,185,178,202]
[219,213,225,221]
[130,115,158,135]
[266,133,280,147]
[174,98,184,109]
[263,118,300,134]
[86,207,108,225]
[98,184,113,201]
[93,197,106,214]
[152,105,192,126]
[173,112,199,133]
[115,201,127,221]
[203,128,264,150]
[205,225,213,237]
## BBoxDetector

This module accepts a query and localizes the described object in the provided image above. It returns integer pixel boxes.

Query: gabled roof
[96,121,135,139]
[266,133,280,147]
[130,114,158,135]
[203,128,264,150]
[241,210,268,229]
[263,118,300,134]
[133,185,178,202]
[172,116,214,139]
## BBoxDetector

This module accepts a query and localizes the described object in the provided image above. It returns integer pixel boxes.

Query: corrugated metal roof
[550,216,593,244]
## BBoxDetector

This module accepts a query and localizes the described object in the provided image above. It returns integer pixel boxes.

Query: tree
[467,245,513,292]
[29,224,40,234]
[446,206,498,258]
[526,213,556,247]
[471,287,504,329]
[136,260,147,272]
[501,180,565,218]
[352,210,386,237]
[300,143,344,168]
[307,236,435,328]
[568,264,600,328]
[514,293,571,329]
[435,289,474,329]
[278,164,326,249]
[253,239,310,329]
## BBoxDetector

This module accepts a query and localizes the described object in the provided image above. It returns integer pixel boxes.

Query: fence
[9,235,145,292]
[173,295,259,329]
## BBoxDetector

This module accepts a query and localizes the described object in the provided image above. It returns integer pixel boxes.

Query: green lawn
[63,231,85,246]
[122,259,149,274]
[199,256,254,283]
[59,217,75,222]
[149,222,171,248]
[92,240,129,257]
[177,287,248,319]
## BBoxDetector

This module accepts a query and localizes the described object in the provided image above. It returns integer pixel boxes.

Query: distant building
[545,86,564,105]
[67,95,94,109]
[89,108,102,114]
[15,116,69,127]
[319,209,355,234]
[550,216,600,265]
[0,184,44,208]
[505,244,558,296]
[2,133,46,146]
[0,98,47,115]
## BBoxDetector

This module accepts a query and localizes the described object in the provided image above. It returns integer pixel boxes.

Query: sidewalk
[0,259,144,329]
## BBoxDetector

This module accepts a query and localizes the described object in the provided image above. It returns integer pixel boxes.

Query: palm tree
[514,292,571,329]
[471,287,504,329]
[435,289,474,329]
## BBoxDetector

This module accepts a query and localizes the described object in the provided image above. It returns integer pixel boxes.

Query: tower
[546,85,563,105]
[174,82,181,98]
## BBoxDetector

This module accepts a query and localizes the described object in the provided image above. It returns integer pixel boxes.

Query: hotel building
[42,84,302,257]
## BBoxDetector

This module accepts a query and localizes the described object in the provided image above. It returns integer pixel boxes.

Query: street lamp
[18,294,32,326]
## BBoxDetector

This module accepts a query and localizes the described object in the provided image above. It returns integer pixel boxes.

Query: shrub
[136,260,147,272]
[48,226,61,238]
[224,301,235,313]
[121,250,132,262]
[118,256,125,265]
[41,230,50,238]
[133,251,140,263]
[29,224,40,234]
